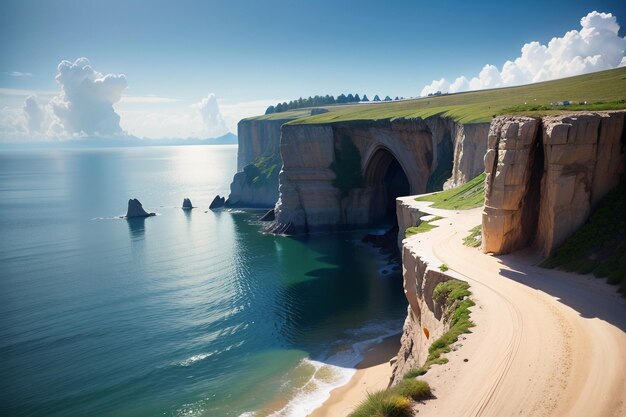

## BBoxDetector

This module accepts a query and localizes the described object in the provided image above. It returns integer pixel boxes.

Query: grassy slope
[541,183,626,294]
[250,67,626,125]
[416,172,485,209]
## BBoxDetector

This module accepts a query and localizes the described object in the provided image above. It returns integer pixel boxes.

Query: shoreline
[307,333,401,417]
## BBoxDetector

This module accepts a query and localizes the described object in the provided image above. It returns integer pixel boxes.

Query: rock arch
[362,145,412,221]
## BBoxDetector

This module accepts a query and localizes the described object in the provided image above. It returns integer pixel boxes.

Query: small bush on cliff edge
[330,135,363,197]
[348,391,413,417]
[348,379,432,417]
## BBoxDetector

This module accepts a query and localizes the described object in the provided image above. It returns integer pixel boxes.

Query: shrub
[391,379,432,401]
[348,391,413,417]
[403,367,427,379]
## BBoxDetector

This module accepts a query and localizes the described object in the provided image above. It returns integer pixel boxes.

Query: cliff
[483,111,626,256]
[226,118,287,208]
[271,117,489,233]
[391,198,473,383]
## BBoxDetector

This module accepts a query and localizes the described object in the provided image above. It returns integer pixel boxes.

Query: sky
[1,0,625,141]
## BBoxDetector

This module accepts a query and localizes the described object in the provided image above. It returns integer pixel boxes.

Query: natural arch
[363,147,411,221]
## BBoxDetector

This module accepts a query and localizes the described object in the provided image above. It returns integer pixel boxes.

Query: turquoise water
[0,145,407,417]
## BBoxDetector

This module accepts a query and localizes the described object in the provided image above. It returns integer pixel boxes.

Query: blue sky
[1,0,625,139]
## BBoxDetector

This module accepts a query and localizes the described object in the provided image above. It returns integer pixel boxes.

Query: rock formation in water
[209,195,226,210]
[182,198,193,209]
[126,199,155,218]
[483,111,626,256]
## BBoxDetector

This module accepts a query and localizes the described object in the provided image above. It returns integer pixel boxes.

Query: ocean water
[0,145,407,417]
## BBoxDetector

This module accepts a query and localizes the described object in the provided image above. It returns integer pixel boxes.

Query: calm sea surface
[0,145,406,417]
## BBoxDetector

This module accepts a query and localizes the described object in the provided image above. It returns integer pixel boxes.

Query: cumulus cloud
[50,57,128,135]
[196,93,228,137]
[420,11,626,96]
[22,95,44,132]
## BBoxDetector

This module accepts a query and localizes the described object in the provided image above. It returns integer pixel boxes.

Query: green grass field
[416,173,485,209]
[246,67,626,125]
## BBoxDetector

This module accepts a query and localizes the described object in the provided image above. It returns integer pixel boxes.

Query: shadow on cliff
[495,250,626,333]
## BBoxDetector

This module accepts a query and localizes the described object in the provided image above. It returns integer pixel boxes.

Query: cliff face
[391,198,463,382]
[226,119,285,208]
[272,117,489,233]
[483,111,626,256]
[236,119,284,171]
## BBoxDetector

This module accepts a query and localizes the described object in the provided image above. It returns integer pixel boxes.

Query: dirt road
[407,202,626,417]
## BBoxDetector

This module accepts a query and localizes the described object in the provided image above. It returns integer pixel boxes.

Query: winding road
[402,202,626,417]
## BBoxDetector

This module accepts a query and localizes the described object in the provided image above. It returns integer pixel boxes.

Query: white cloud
[2,71,33,77]
[195,93,228,138]
[50,57,128,135]
[120,94,180,104]
[23,95,44,132]
[420,11,626,96]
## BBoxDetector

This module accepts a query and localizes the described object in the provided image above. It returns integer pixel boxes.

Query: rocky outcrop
[483,111,626,256]
[482,116,541,254]
[226,168,279,208]
[182,198,193,209]
[272,117,487,233]
[209,195,225,210]
[126,199,155,218]
[226,118,288,208]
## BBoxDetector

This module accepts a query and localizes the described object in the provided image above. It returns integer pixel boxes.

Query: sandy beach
[308,334,401,417]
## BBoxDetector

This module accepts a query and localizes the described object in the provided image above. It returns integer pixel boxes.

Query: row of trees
[265,94,404,114]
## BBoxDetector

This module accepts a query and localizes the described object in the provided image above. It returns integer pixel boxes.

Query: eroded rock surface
[483,111,626,256]
[273,117,487,233]
[482,116,541,254]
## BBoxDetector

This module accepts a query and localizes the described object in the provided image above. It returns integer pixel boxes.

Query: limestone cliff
[391,199,466,382]
[272,117,489,233]
[483,111,626,256]
[226,118,286,208]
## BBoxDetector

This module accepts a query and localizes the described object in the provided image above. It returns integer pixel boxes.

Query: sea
[0,145,407,417]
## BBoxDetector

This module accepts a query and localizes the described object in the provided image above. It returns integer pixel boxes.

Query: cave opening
[364,147,411,224]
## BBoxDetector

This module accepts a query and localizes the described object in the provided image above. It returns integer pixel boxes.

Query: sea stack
[126,199,156,218]
[182,198,193,209]
[209,195,226,210]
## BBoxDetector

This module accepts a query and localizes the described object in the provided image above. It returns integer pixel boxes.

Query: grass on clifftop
[348,379,432,417]
[541,183,626,294]
[251,67,626,125]
[416,172,485,209]
[463,225,482,248]
[405,216,443,237]
[404,280,475,379]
